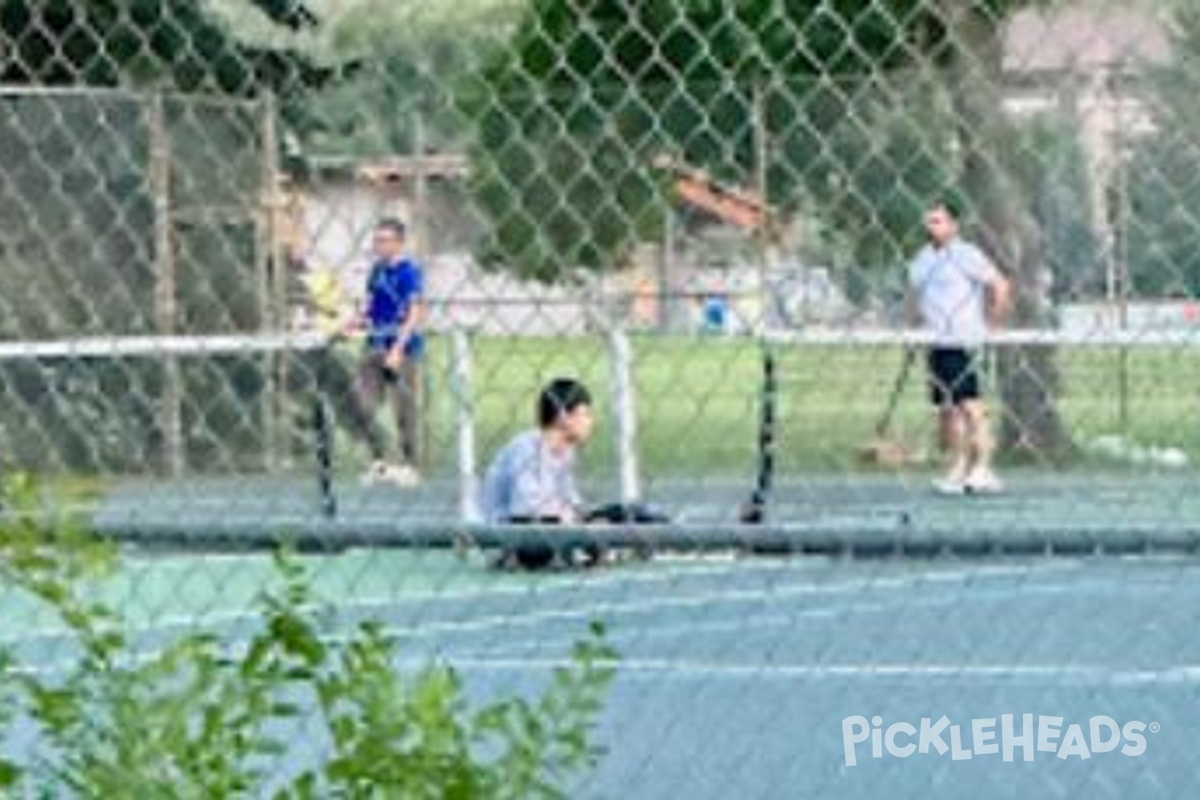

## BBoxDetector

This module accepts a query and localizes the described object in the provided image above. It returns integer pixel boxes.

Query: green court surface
[5,468,1200,798]
[3,546,1198,799]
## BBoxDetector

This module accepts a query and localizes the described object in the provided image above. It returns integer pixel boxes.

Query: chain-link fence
[1,1,1199,797]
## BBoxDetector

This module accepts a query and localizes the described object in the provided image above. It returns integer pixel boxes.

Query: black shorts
[927,347,981,407]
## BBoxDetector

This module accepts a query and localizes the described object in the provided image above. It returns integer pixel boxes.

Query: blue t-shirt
[365,257,424,356]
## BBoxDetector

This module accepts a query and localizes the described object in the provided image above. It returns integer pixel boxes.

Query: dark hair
[375,217,407,238]
[929,192,965,221]
[538,378,592,428]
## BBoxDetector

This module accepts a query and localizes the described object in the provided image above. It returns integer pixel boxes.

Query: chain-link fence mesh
[1,1,1198,797]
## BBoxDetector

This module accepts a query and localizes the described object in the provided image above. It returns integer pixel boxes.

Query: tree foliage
[1015,113,1102,303]
[298,0,519,157]
[466,0,1033,281]
[0,0,325,93]
[1124,4,1200,297]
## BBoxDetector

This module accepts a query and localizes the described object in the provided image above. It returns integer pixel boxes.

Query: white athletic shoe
[385,463,422,488]
[362,460,391,486]
[964,467,1003,495]
[362,461,421,487]
[932,461,968,495]
[932,475,966,495]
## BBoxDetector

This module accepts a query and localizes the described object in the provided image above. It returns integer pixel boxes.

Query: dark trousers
[501,516,602,571]
[349,351,422,465]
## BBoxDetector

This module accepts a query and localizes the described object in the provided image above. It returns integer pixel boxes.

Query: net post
[260,89,286,471]
[149,90,184,477]
[741,338,777,525]
[608,325,641,504]
[312,391,336,519]
[451,328,480,522]
[309,337,338,519]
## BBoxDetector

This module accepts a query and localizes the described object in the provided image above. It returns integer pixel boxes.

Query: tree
[300,0,520,157]
[469,0,1070,455]
[1124,4,1200,297]
[0,0,321,93]
[466,0,962,281]
[1016,114,1102,303]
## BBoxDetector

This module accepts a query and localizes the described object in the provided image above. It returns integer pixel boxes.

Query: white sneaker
[965,467,1003,495]
[362,461,421,487]
[361,460,391,486]
[932,475,966,495]
[383,463,421,488]
[932,461,968,495]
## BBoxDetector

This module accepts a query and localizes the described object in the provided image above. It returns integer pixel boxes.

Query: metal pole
[1115,77,1130,434]
[451,329,479,522]
[313,393,336,518]
[752,78,770,334]
[260,90,287,470]
[149,92,183,477]
[659,208,674,333]
[413,111,432,472]
[608,326,640,504]
[412,111,429,261]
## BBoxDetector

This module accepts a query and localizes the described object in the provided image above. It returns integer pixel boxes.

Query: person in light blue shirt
[481,378,595,568]
[907,199,1011,495]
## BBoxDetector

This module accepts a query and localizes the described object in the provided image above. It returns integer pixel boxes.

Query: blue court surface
[4,471,1199,797]
[5,552,1199,798]
[89,471,1200,550]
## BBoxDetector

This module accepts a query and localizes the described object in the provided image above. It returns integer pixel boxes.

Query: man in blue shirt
[350,217,425,485]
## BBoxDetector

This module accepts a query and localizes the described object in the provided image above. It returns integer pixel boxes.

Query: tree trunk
[943,3,1072,460]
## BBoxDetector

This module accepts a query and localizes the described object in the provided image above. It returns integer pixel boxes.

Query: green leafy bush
[0,477,616,797]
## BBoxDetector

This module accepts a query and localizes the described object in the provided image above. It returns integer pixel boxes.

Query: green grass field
[18,335,1170,489]
[405,334,1200,480]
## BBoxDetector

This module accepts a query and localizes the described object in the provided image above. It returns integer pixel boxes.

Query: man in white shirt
[908,200,1012,494]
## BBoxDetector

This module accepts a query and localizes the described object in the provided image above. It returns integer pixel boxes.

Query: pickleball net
[0,326,1186,562]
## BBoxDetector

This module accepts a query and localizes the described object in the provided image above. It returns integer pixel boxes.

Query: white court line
[2,557,1178,650]
[0,557,1139,649]
[105,559,1088,641]
[89,565,1172,654]
[388,655,1200,686]
[438,580,1166,652]
[317,576,1184,649]
[10,579,1191,685]
[14,652,1199,688]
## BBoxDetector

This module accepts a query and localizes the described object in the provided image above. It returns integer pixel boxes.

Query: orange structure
[653,154,769,231]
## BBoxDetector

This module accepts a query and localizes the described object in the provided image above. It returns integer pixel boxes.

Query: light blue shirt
[908,238,999,346]
[480,430,582,523]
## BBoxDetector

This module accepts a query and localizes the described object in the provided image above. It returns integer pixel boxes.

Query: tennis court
[7,334,1200,798]
[4,523,1198,799]
[0,472,1159,796]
